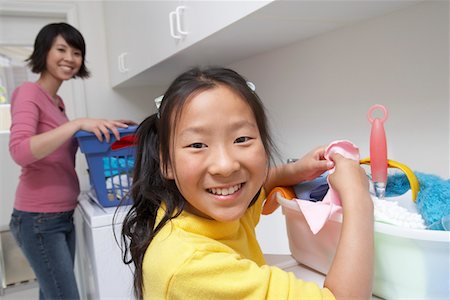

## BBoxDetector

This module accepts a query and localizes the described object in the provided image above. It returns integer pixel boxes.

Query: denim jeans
[9,209,80,300]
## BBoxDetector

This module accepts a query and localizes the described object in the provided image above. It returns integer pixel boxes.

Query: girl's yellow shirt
[143,190,335,299]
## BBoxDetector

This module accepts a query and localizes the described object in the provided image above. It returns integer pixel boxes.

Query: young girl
[121,67,373,299]
[9,23,133,299]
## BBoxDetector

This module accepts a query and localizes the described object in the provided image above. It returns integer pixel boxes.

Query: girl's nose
[208,147,240,177]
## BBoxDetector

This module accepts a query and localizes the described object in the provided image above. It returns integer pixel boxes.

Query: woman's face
[164,84,268,222]
[44,35,82,81]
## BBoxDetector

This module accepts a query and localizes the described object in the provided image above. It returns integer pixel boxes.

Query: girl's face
[165,85,268,222]
[44,35,82,81]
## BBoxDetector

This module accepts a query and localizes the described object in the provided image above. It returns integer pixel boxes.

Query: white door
[0,11,66,227]
[0,3,84,227]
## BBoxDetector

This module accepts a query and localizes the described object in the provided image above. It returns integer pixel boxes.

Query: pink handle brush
[368,104,388,198]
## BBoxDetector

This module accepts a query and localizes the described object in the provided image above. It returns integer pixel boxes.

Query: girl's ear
[160,155,175,180]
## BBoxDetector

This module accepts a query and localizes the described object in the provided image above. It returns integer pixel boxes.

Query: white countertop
[264,254,382,299]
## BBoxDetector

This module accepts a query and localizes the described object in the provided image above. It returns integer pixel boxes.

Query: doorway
[0,1,82,295]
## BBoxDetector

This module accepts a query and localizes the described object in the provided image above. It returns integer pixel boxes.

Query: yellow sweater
[143,190,335,299]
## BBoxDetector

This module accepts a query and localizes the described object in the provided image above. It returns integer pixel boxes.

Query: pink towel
[296,140,360,234]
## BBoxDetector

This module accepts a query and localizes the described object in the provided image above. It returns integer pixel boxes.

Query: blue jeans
[9,209,80,300]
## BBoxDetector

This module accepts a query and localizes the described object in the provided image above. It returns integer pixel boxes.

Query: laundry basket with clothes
[76,126,137,207]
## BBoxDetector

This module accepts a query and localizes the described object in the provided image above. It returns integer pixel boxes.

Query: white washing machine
[75,193,135,300]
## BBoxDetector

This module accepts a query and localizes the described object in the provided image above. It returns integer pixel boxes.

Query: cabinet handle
[175,6,188,36]
[169,10,181,39]
[118,52,129,73]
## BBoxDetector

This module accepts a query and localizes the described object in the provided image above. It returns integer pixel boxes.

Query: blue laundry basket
[75,126,137,207]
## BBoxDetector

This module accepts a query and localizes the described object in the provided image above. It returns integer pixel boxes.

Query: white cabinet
[103,1,173,87]
[103,0,417,88]
[103,0,271,87]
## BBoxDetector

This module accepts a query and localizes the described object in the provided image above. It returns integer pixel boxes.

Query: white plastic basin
[278,192,450,299]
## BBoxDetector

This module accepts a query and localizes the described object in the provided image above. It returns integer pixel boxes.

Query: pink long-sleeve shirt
[9,82,79,213]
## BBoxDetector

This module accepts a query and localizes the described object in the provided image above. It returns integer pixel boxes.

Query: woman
[9,22,132,299]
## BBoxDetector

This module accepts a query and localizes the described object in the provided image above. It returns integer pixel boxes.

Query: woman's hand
[76,118,135,142]
[26,117,136,162]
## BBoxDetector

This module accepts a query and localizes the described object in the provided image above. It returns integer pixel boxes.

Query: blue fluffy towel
[385,172,450,229]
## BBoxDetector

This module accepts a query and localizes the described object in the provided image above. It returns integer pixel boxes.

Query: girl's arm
[29,118,132,160]
[323,153,374,299]
[264,149,373,298]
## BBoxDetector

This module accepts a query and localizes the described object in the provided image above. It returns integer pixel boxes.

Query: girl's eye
[57,48,65,52]
[74,52,82,57]
[235,136,251,143]
[188,143,206,149]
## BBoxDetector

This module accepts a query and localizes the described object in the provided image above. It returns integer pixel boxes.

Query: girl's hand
[266,146,334,192]
[76,118,132,142]
[327,153,370,206]
[290,146,334,182]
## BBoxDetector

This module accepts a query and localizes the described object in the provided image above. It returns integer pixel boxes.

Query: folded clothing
[292,171,441,230]
[294,140,360,234]
[103,156,135,177]
[293,172,329,202]
[372,191,426,229]
[105,174,133,200]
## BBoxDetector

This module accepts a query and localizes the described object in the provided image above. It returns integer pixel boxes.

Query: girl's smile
[207,183,243,196]
[164,84,268,222]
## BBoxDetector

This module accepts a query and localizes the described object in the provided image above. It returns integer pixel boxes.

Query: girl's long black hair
[120,67,275,299]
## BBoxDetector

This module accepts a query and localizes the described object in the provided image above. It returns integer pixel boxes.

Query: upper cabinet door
[104,0,416,88]
[173,1,271,52]
[103,1,175,87]
[103,0,271,87]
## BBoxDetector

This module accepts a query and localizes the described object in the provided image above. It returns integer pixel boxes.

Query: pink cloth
[9,82,79,213]
[296,140,360,234]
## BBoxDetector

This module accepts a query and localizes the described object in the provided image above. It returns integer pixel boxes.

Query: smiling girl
[121,67,373,299]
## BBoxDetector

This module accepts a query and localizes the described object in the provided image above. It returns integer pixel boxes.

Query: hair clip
[246,81,256,92]
[154,95,163,117]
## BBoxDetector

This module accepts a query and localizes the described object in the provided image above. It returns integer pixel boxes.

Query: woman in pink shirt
[9,23,132,300]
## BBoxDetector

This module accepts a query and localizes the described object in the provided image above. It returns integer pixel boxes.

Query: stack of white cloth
[372,190,426,230]
[105,174,133,200]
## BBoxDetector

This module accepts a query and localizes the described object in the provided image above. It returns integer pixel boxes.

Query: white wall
[0,133,20,227]
[229,1,449,254]
[74,1,163,121]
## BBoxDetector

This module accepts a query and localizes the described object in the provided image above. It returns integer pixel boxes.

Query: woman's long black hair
[120,67,275,299]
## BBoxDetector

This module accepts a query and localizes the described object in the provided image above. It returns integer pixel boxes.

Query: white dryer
[75,193,134,300]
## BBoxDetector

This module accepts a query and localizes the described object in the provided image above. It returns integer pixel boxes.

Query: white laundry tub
[277,192,450,299]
